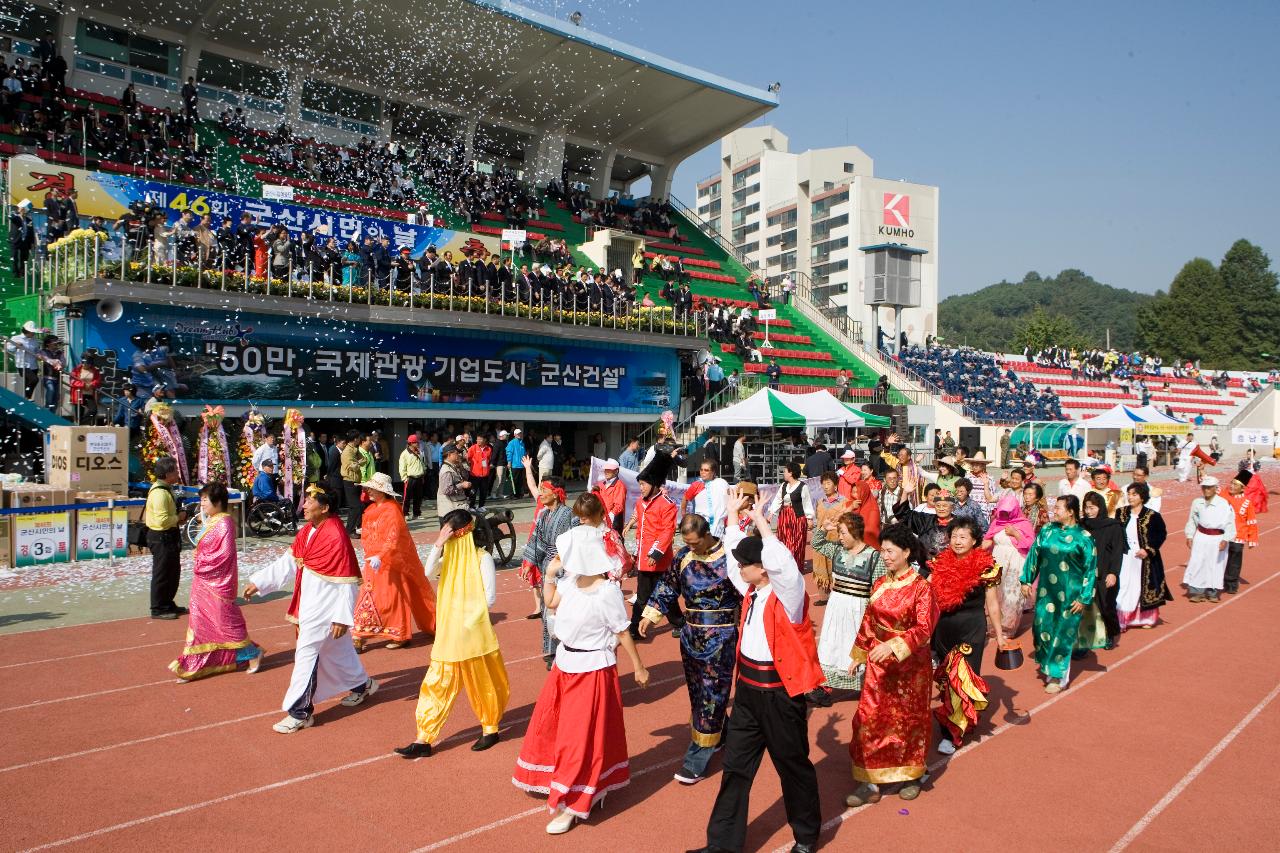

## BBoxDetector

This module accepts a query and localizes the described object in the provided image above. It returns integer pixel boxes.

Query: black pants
[1097,574,1121,637]
[11,244,30,276]
[1225,542,1245,593]
[19,367,38,399]
[630,570,683,634]
[147,528,182,615]
[469,473,492,508]
[403,475,423,518]
[327,474,345,510]
[705,682,821,851]
[343,482,365,534]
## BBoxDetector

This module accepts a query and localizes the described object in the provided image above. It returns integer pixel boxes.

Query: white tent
[695,388,866,428]
[1076,404,1187,431]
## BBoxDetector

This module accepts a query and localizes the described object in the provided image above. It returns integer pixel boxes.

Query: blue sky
[538,0,1280,298]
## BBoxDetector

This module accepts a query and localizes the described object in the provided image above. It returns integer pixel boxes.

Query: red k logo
[28,171,76,195]
[883,193,910,228]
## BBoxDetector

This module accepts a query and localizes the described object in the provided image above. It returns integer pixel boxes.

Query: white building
[695,125,938,346]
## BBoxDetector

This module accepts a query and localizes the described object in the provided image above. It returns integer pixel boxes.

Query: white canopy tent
[695,388,867,428]
[1075,404,1189,469]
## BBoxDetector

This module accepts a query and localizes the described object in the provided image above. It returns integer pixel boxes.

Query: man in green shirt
[146,456,187,619]
[342,432,376,536]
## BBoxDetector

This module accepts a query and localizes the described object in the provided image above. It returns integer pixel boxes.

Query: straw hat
[938,455,958,471]
[359,472,397,497]
[968,451,989,466]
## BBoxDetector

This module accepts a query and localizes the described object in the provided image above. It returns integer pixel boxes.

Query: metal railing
[29,235,708,338]
[635,372,766,451]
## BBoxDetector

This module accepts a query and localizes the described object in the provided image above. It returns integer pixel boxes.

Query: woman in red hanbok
[169,483,262,680]
[767,462,814,572]
[846,522,939,806]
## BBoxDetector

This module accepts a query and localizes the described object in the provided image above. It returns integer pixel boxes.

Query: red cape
[286,515,360,621]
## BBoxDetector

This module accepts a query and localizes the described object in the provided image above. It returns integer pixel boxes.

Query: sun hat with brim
[969,451,989,466]
[602,458,619,470]
[22,320,40,334]
[1201,476,1219,488]
[359,472,398,496]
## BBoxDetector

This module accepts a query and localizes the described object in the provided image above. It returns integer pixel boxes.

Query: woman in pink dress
[169,482,263,681]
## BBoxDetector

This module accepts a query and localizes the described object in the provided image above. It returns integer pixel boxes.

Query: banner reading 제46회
[83,304,678,414]
[7,155,498,259]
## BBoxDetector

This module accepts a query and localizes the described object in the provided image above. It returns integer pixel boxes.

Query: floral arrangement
[197,405,232,486]
[47,228,108,253]
[143,402,190,484]
[237,410,268,491]
[280,408,307,504]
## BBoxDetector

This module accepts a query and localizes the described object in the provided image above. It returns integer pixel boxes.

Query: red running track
[2,467,1278,852]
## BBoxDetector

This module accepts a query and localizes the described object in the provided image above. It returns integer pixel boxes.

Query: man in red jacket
[689,486,822,853]
[627,450,680,639]
[594,458,628,535]
[465,434,494,511]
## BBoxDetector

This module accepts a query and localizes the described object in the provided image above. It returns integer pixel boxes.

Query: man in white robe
[1183,477,1236,604]
[244,485,378,733]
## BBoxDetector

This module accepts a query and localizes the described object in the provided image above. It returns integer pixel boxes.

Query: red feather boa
[928,547,995,614]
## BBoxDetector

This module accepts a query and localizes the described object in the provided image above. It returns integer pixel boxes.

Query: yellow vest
[430,533,498,662]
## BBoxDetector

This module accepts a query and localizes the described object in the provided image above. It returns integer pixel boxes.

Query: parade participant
[851,462,882,549]
[1243,465,1269,515]
[1087,465,1122,516]
[521,476,578,667]
[1183,476,1235,603]
[638,511,741,784]
[845,523,940,807]
[1129,465,1163,511]
[1080,492,1123,649]
[766,461,813,571]
[836,449,861,501]
[983,492,1035,637]
[1176,435,1216,483]
[1023,483,1048,533]
[731,480,759,534]
[169,482,262,680]
[809,512,883,698]
[593,458,627,534]
[934,457,960,491]
[395,509,508,757]
[877,468,909,527]
[243,485,378,733]
[627,450,680,639]
[689,489,823,853]
[513,494,649,835]
[950,478,989,534]
[897,446,924,505]
[929,517,1003,754]
[812,471,854,607]
[1057,458,1091,501]
[1020,495,1097,693]
[909,488,955,563]
[1223,471,1259,595]
[684,458,729,537]
[965,451,997,515]
[352,472,437,651]
[1115,483,1170,630]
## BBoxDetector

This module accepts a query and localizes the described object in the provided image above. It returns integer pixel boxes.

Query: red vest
[736,587,824,697]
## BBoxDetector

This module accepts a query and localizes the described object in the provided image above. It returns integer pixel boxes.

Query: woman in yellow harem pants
[394,508,510,756]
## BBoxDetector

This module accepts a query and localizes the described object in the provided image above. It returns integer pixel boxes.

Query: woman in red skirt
[767,461,814,572]
[512,493,650,835]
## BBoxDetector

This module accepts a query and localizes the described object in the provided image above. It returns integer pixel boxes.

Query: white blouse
[552,580,631,674]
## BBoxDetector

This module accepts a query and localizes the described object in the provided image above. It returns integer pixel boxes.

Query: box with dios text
[46,427,130,494]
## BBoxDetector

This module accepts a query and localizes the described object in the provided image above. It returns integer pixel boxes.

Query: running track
[2,467,1278,852]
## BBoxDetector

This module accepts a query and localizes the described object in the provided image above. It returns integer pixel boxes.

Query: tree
[1009,307,1091,353]
[1136,258,1242,367]
[1219,239,1280,367]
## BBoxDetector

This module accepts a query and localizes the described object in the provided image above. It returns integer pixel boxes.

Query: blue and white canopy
[1075,404,1188,432]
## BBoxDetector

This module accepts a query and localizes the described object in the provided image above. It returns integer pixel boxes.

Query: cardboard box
[2,485,73,510]
[46,427,130,494]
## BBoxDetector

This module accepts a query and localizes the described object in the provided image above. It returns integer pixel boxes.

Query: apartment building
[695,125,938,346]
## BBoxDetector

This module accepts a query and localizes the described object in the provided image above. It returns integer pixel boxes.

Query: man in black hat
[627,449,680,639]
[1223,470,1257,595]
[689,486,822,853]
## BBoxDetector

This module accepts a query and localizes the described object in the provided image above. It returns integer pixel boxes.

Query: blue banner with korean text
[82,304,677,413]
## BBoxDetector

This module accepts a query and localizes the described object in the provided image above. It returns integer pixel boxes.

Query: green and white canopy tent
[695,388,890,429]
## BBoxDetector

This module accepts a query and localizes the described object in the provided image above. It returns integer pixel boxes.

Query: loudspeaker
[959,426,982,455]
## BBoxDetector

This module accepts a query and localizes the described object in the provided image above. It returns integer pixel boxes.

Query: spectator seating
[898,346,1064,422]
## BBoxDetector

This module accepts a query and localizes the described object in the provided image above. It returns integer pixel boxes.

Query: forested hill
[937,269,1154,353]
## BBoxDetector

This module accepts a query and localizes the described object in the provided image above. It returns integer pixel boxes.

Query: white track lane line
[0,652,552,772]
[0,624,294,670]
[1108,680,1280,852]
[770,534,1280,852]
[13,675,688,853]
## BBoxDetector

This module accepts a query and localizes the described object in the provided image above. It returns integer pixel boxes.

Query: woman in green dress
[1019,494,1097,694]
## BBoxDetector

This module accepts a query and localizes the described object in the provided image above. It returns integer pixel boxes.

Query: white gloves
[367,556,382,572]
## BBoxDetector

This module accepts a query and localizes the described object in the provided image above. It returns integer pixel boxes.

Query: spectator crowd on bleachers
[901,344,1065,421]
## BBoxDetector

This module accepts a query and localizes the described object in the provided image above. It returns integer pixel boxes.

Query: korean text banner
[83,304,679,413]
[7,155,498,258]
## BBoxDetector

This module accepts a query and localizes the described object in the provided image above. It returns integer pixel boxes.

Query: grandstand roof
[93,0,777,176]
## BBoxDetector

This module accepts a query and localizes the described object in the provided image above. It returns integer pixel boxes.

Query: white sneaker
[627,594,637,604]
[936,738,957,755]
[546,811,576,835]
[273,715,313,733]
[341,677,379,707]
